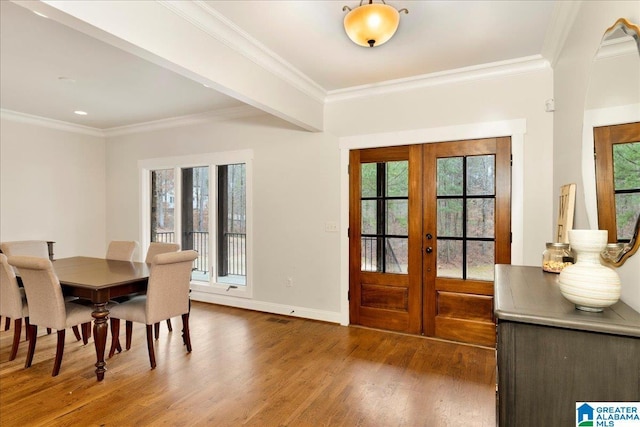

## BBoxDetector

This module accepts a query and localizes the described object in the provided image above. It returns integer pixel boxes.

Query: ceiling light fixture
[74,110,88,116]
[342,0,408,48]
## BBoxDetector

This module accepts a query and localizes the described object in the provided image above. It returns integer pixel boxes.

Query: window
[594,122,640,243]
[140,150,252,298]
[217,164,246,285]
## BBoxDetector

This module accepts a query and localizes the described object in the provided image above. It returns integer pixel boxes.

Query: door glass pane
[361,237,378,272]
[360,160,409,274]
[183,167,209,282]
[361,163,377,197]
[151,169,175,243]
[386,161,408,197]
[386,238,408,274]
[386,200,408,235]
[217,164,246,286]
[467,199,495,238]
[613,142,640,191]
[361,200,377,234]
[467,155,495,195]
[436,152,498,280]
[466,241,494,281]
[613,142,640,242]
[437,239,463,278]
[437,199,463,237]
[615,193,640,241]
[437,157,463,196]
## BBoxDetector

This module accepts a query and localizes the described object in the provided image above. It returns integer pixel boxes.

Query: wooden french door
[349,138,511,346]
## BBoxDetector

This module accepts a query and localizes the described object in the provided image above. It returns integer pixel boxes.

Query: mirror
[583,18,640,266]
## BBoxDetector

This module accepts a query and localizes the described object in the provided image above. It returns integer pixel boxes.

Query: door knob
[426,247,433,253]
[426,233,433,240]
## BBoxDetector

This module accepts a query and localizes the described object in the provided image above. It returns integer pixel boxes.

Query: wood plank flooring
[0,302,496,426]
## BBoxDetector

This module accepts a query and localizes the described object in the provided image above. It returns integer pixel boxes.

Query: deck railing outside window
[151,231,245,277]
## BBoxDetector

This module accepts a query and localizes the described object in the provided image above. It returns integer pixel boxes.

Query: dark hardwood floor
[0,302,496,426]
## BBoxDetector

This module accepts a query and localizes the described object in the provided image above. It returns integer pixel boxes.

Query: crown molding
[541,0,583,67]
[102,106,264,137]
[325,55,550,103]
[1,106,264,138]
[0,109,104,137]
[158,0,327,103]
[596,36,638,60]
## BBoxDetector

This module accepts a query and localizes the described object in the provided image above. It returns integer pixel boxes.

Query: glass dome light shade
[344,3,400,47]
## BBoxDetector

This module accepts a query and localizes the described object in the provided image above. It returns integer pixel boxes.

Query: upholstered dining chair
[0,240,49,260]
[145,242,180,337]
[0,240,84,340]
[8,256,94,376]
[0,254,30,361]
[106,240,138,262]
[108,250,198,369]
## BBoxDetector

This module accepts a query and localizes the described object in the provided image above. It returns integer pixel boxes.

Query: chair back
[145,242,180,263]
[7,256,66,330]
[0,254,25,319]
[146,250,198,324]
[0,240,49,259]
[106,240,138,261]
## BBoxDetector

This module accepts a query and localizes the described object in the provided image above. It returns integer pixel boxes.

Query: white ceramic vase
[558,229,621,312]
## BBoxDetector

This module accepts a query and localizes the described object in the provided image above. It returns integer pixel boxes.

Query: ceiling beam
[35,0,324,131]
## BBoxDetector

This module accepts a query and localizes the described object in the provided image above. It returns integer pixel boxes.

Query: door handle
[426,247,433,254]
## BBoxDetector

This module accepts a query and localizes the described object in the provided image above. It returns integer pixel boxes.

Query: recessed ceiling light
[33,11,48,18]
[74,111,88,116]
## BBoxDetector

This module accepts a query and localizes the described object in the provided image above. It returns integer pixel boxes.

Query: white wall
[553,1,640,311]
[0,117,106,258]
[105,114,342,316]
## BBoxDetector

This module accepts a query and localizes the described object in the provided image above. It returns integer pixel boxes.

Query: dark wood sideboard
[494,265,640,427]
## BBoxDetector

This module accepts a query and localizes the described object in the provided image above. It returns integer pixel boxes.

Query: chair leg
[109,318,121,358]
[125,321,133,350]
[72,325,82,341]
[166,318,173,332]
[4,316,10,331]
[182,313,192,353]
[25,325,38,368]
[145,325,156,369]
[25,317,31,341]
[52,330,65,377]
[81,323,91,345]
[9,318,22,361]
[154,323,160,340]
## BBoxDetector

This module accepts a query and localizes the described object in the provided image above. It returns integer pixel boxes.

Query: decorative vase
[558,229,621,312]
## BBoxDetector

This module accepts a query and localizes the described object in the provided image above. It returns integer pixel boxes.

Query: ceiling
[0,0,561,131]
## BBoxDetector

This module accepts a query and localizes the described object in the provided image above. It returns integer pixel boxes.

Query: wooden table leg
[92,302,109,381]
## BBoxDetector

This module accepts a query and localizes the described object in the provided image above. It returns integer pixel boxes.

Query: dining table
[53,256,150,381]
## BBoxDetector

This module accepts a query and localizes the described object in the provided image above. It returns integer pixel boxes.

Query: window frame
[139,150,253,299]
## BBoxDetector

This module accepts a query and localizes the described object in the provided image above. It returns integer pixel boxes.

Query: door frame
[338,119,527,326]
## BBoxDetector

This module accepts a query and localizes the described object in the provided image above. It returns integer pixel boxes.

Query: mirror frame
[591,18,640,266]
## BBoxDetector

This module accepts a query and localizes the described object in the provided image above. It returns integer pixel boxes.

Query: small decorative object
[601,243,626,264]
[558,229,621,312]
[542,242,574,273]
[556,183,576,243]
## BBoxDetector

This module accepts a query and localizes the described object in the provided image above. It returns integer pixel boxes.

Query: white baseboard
[190,290,341,324]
